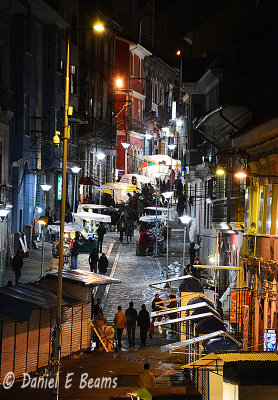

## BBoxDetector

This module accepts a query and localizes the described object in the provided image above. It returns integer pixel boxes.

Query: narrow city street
[1,219,196,400]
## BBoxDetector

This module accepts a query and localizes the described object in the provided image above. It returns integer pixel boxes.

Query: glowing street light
[122,142,130,176]
[71,167,81,216]
[162,191,173,281]
[234,170,247,179]
[216,167,226,176]
[93,23,104,32]
[97,152,106,205]
[116,78,124,88]
[179,215,193,273]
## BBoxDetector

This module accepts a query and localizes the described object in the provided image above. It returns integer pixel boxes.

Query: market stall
[102,182,137,204]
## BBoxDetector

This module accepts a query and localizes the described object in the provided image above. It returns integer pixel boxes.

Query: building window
[130,54,134,76]
[70,65,77,95]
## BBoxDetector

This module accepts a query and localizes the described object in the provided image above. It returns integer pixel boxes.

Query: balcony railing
[212,196,245,224]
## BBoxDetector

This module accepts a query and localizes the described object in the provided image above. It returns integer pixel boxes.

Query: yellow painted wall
[209,371,223,400]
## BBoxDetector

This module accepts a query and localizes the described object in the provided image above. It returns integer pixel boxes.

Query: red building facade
[114,36,151,176]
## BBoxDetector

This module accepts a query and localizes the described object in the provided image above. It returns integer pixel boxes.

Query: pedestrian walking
[97,221,106,253]
[189,242,197,265]
[137,304,150,347]
[89,248,99,273]
[217,300,224,320]
[139,363,156,388]
[98,253,108,275]
[94,311,107,350]
[151,293,162,332]
[12,250,23,285]
[93,298,102,319]
[71,239,79,269]
[117,214,125,242]
[126,219,134,243]
[125,302,137,347]
[113,306,126,350]
[168,294,178,334]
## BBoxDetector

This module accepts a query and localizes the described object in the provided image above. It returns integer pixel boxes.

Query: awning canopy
[181,351,278,369]
[38,270,121,302]
[74,211,111,223]
[102,182,137,192]
[0,283,69,321]
[79,176,100,186]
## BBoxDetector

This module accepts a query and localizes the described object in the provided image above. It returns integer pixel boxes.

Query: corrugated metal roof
[40,269,121,286]
[0,283,66,308]
[182,352,278,369]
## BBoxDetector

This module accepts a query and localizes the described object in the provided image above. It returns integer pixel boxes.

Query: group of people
[92,299,151,350]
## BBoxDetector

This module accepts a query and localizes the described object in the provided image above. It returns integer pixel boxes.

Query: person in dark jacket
[98,253,108,274]
[92,298,102,319]
[89,248,99,273]
[71,239,79,269]
[168,294,178,333]
[189,242,197,265]
[125,302,138,347]
[117,215,125,242]
[97,222,106,253]
[137,304,150,347]
[12,250,23,285]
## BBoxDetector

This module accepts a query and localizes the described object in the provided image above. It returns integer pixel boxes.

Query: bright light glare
[179,215,192,224]
[93,24,104,32]
[121,142,130,150]
[168,144,176,150]
[38,207,43,213]
[116,78,123,88]
[209,256,215,263]
[216,167,225,176]
[145,134,152,140]
[96,152,106,161]
[71,166,81,174]
[176,50,181,56]
[234,171,247,179]
[0,209,10,218]
[40,184,52,192]
[162,191,173,199]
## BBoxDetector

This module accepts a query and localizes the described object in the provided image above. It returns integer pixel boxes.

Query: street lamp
[97,152,106,205]
[145,133,152,174]
[162,191,173,281]
[121,142,130,177]
[168,144,176,203]
[154,172,162,256]
[53,24,105,400]
[40,184,52,213]
[0,209,10,287]
[38,217,47,277]
[71,166,81,217]
[179,215,193,274]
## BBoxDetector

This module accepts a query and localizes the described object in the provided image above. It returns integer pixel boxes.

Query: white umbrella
[74,211,111,223]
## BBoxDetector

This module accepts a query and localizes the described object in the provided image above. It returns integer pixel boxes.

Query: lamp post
[39,184,52,278]
[38,218,47,277]
[121,142,130,177]
[162,191,173,281]
[97,152,106,205]
[53,23,105,400]
[179,215,193,274]
[145,133,152,175]
[40,184,52,212]
[71,166,81,218]
[0,209,10,287]
[168,144,176,203]
[154,172,162,256]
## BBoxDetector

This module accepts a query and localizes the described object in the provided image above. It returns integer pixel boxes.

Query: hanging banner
[57,174,62,200]
[230,290,249,323]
